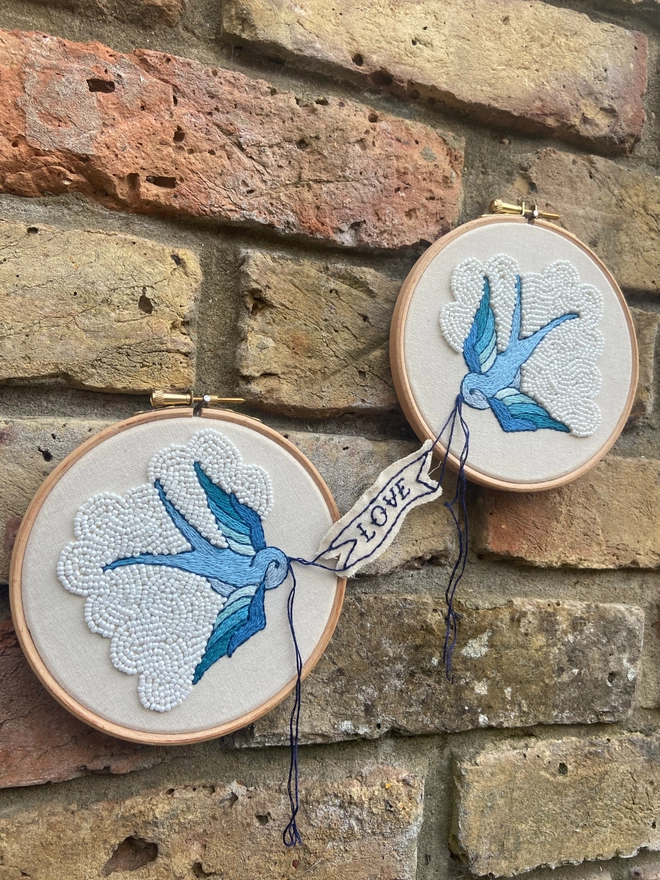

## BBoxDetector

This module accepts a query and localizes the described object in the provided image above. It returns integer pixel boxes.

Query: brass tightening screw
[150,391,245,408]
[488,199,560,222]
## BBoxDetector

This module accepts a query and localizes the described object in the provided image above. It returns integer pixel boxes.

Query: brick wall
[0,0,658,877]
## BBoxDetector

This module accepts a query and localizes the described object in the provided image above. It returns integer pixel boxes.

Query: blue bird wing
[510,275,523,342]
[489,388,570,433]
[192,582,267,683]
[194,461,266,556]
[154,479,208,552]
[463,278,498,375]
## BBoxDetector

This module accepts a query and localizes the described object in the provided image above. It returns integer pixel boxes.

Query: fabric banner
[317,441,442,577]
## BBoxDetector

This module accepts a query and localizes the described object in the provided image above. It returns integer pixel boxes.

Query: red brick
[222,0,648,154]
[475,457,660,569]
[0,617,158,787]
[0,30,463,249]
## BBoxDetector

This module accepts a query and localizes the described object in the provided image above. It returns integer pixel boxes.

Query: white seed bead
[57,428,273,712]
[440,253,603,437]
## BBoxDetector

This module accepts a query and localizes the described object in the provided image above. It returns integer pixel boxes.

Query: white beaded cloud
[440,254,604,437]
[57,429,274,712]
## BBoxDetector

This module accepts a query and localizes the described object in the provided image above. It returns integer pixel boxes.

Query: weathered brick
[0,30,463,249]
[0,418,112,581]
[235,253,660,431]
[233,597,643,745]
[0,220,200,392]
[452,734,660,875]
[630,308,659,422]
[236,252,399,416]
[630,865,660,880]
[509,149,660,293]
[475,458,660,569]
[222,0,647,154]
[287,431,454,575]
[0,769,423,879]
[0,592,642,779]
[0,618,160,787]
[28,0,185,27]
[637,602,660,710]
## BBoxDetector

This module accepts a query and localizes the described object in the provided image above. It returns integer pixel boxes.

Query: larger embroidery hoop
[390,215,638,491]
[10,408,345,745]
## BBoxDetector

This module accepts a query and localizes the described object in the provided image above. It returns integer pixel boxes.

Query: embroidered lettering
[383,486,399,508]
[317,441,441,577]
[357,522,376,543]
[395,477,411,499]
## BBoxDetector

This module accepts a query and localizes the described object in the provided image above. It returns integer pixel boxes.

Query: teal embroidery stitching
[440,255,604,436]
[57,429,288,712]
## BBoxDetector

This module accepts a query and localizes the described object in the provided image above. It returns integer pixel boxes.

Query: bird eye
[469,387,476,394]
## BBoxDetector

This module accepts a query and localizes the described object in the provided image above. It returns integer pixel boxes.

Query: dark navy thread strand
[282,403,469,842]
[291,395,470,680]
[283,562,303,848]
[435,394,470,680]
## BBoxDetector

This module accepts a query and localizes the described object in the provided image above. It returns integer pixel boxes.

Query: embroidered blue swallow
[104,462,288,683]
[459,276,578,432]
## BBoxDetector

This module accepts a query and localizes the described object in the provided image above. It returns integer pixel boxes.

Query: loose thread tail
[281,555,339,848]
[279,404,469,840]
[283,562,303,848]
[435,394,470,681]
[282,402,468,833]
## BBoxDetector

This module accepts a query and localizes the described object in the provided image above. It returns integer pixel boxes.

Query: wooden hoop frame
[390,215,639,492]
[9,408,346,745]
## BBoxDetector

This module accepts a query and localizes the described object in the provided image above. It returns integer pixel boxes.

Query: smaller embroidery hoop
[9,407,346,745]
[390,215,639,492]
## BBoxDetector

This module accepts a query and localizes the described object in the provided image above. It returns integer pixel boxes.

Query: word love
[356,476,412,539]
[317,441,442,577]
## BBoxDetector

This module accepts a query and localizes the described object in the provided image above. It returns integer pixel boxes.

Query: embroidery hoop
[9,408,345,745]
[390,215,639,492]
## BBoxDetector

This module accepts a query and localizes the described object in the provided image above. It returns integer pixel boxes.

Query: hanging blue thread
[288,395,471,684]
[283,562,303,848]
[282,400,470,843]
[431,393,470,680]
